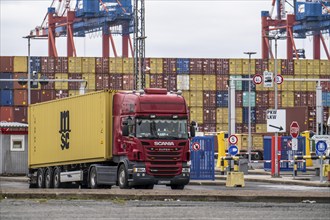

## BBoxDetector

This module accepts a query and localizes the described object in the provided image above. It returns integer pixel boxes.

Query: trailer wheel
[45,167,53,188]
[89,167,98,189]
[37,168,45,188]
[118,164,129,189]
[53,167,61,188]
[170,185,185,190]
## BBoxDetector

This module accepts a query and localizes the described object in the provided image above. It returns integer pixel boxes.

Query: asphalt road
[1,199,330,220]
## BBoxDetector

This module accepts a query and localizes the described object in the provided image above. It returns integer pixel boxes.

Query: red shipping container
[242,124,256,133]
[216,75,229,90]
[255,59,268,75]
[294,92,307,106]
[216,59,229,75]
[203,123,217,133]
[109,74,123,90]
[96,73,110,90]
[281,59,294,75]
[236,92,243,107]
[41,57,55,73]
[55,57,68,73]
[163,58,176,74]
[0,106,14,122]
[203,59,216,75]
[235,123,243,134]
[96,57,109,74]
[30,90,41,104]
[150,74,163,88]
[122,74,134,90]
[189,58,203,74]
[13,106,28,123]
[55,90,69,99]
[40,90,56,102]
[268,91,282,108]
[307,92,316,106]
[256,91,269,107]
[0,56,14,72]
[13,73,28,89]
[14,89,28,106]
[203,107,216,123]
[68,73,83,90]
[203,91,217,107]
[320,76,330,92]
[40,73,55,90]
[255,107,268,123]
[163,74,177,91]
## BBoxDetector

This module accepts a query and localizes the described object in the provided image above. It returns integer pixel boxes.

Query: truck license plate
[158,180,171,185]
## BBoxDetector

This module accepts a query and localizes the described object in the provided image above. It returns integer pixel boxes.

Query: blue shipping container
[29,57,41,73]
[216,91,228,107]
[243,107,256,124]
[0,89,14,106]
[322,92,330,107]
[190,136,215,180]
[242,75,256,91]
[0,73,13,89]
[176,58,190,74]
[264,136,306,172]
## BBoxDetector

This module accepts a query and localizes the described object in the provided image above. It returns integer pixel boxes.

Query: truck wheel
[37,168,45,188]
[53,167,61,188]
[45,167,53,188]
[170,185,185,190]
[118,164,129,189]
[89,167,98,189]
[145,184,154,189]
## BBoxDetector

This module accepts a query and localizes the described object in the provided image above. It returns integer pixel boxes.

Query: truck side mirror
[190,121,196,137]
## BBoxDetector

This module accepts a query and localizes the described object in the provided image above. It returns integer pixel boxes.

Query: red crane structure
[28,0,134,58]
[262,0,330,60]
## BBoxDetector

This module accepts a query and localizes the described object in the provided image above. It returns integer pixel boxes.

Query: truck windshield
[136,119,188,139]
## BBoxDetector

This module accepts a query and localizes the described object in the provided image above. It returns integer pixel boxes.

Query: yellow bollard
[301,131,313,167]
[216,132,228,168]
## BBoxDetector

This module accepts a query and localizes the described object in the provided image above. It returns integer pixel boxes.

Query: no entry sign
[290,121,300,139]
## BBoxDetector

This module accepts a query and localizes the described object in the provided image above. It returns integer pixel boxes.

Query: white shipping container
[177,74,190,90]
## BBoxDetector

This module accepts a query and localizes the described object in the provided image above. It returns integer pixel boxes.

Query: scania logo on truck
[154,142,175,146]
[59,110,71,150]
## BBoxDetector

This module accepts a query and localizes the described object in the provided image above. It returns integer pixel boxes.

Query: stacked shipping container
[1,56,329,142]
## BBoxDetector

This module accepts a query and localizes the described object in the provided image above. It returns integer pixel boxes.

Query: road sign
[228,135,238,145]
[266,109,286,132]
[290,121,300,139]
[228,145,238,156]
[263,71,273,88]
[292,138,298,151]
[311,135,330,142]
[275,75,284,84]
[316,140,327,154]
[253,74,262,85]
[192,142,201,151]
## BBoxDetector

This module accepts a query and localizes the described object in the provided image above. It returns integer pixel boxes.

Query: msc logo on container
[59,110,71,150]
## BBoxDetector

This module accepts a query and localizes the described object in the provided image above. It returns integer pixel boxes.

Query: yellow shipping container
[253,135,264,150]
[307,75,319,91]
[69,90,81,97]
[216,108,228,124]
[189,107,203,124]
[189,90,203,107]
[294,60,308,75]
[109,57,123,74]
[82,57,96,74]
[255,83,269,91]
[145,74,150,88]
[28,91,115,168]
[229,59,243,74]
[55,73,68,90]
[182,90,190,106]
[202,75,216,91]
[216,123,228,132]
[13,56,27,73]
[236,108,243,124]
[268,59,282,73]
[307,59,320,75]
[68,57,82,73]
[281,91,294,107]
[236,134,248,151]
[242,59,256,75]
[256,124,267,133]
[82,73,96,90]
[320,60,330,75]
[294,76,307,91]
[150,58,163,74]
[189,75,203,91]
[280,76,294,91]
[123,58,134,74]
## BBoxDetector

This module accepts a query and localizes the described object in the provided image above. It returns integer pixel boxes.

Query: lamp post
[23,36,33,105]
[244,51,256,164]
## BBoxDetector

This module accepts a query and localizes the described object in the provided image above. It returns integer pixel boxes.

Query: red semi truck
[28,88,195,190]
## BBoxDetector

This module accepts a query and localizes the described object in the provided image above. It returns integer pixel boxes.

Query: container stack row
[1,56,329,134]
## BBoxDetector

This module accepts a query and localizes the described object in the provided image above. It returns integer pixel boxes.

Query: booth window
[10,135,25,152]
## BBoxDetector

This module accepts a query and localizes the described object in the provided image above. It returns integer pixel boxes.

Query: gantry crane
[262,0,330,60]
[28,0,134,58]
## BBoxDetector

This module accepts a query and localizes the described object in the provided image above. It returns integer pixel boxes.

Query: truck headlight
[182,168,190,173]
[133,167,146,173]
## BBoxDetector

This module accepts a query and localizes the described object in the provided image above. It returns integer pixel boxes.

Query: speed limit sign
[253,74,263,85]
[228,135,238,145]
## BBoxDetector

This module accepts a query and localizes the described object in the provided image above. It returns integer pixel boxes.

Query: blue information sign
[228,145,238,156]
[316,141,327,155]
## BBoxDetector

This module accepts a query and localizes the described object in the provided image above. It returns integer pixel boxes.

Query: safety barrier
[293,155,330,180]
[219,156,240,175]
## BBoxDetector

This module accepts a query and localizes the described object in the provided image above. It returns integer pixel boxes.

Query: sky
[0,0,329,59]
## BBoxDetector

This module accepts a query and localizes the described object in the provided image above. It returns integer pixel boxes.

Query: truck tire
[45,167,53,188]
[89,167,98,189]
[37,168,45,188]
[170,185,185,190]
[118,164,129,189]
[53,167,61,188]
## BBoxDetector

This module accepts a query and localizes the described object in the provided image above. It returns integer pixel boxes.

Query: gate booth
[264,136,306,172]
[190,136,215,180]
